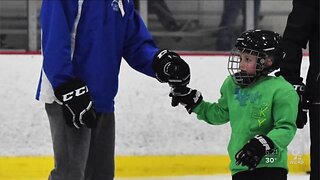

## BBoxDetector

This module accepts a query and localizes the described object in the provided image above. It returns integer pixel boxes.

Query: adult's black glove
[152,49,190,87]
[280,75,308,129]
[235,135,275,171]
[54,78,97,129]
[169,86,203,114]
[290,78,308,129]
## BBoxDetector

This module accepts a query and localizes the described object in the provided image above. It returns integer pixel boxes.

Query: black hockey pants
[232,167,287,180]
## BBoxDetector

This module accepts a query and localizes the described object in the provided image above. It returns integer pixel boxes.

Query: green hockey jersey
[193,75,299,175]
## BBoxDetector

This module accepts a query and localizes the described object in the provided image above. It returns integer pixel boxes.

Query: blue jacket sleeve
[40,0,79,88]
[122,7,159,78]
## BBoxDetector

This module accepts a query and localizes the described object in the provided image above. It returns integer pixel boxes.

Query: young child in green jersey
[170,30,299,180]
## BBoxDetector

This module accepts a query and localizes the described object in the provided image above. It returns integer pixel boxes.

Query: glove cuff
[171,86,192,96]
[187,90,203,114]
[252,135,275,155]
[54,78,89,103]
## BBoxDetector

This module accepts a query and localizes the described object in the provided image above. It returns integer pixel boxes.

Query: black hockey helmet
[228,29,286,86]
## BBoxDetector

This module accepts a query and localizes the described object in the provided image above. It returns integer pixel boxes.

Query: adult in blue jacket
[36,0,190,179]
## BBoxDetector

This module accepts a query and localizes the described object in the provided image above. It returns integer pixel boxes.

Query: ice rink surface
[118,174,309,180]
[0,55,312,180]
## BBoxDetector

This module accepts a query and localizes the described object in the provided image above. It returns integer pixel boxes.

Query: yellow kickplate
[116,155,230,177]
[0,154,310,179]
[0,156,53,179]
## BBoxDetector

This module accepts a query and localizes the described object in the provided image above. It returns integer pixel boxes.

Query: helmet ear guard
[265,46,286,72]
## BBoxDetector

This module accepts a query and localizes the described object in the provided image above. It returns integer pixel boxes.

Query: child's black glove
[152,49,190,87]
[235,135,275,170]
[54,78,97,129]
[169,86,203,114]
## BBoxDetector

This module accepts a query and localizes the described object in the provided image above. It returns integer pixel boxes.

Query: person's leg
[219,0,244,27]
[307,27,319,180]
[254,0,261,28]
[85,113,115,180]
[232,170,253,180]
[309,103,320,180]
[0,34,7,47]
[216,0,244,51]
[46,102,91,180]
[253,168,287,180]
[232,168,287,180]
[242,0,261,29]
[149,0,179,31]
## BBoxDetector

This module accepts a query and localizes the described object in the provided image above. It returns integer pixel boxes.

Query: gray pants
[45,102,115,180]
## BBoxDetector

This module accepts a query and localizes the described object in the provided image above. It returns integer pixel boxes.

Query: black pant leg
[84,113,115,180]
[309,104,320,180]
[232,170,253,180]
[232,168,287,180]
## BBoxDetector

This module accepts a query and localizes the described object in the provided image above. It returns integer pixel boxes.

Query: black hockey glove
[281,76,308,129]
[152,49,190,87]
[235,135,275,171]
[291,78,308,129]
[54,78,97,129]
[169,86,203,114]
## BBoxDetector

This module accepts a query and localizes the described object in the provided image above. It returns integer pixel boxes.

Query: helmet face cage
[228,47,268,86]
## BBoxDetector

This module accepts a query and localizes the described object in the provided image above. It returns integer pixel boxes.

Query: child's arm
[193,96,229,125]
[267,89,299,151]
[170,86,229,125]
